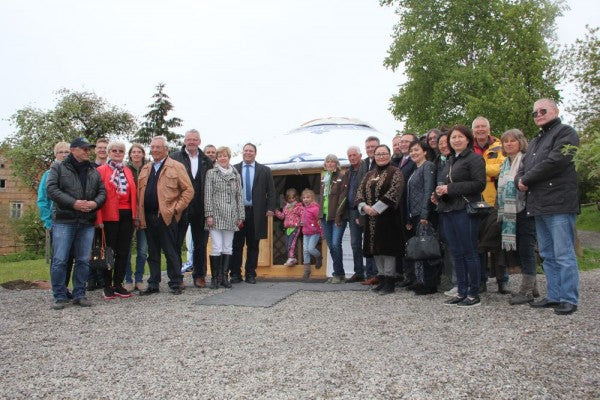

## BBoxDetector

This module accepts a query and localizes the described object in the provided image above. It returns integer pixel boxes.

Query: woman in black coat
[356,145,405,295]
[434,125,486,307]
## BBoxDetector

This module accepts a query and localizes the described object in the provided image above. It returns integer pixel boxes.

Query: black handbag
[405,224,442,261]
[448,163,492,217]
[465,199,493,216]
[90,229,114,272]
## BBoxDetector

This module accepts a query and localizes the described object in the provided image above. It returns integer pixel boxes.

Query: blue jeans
[535,213,579,305]
[322,218,347,276]
[441,210,481,298]
[50,223,95,301]
[125,228,147,284]
[303,234,321,264]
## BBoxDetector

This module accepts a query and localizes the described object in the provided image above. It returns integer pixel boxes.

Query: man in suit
[171,129,213,288]
[356,136,379,285]
[230,143,276,284]
[391,133,418,287]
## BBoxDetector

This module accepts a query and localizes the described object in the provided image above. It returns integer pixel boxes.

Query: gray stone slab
[196,281,370,308]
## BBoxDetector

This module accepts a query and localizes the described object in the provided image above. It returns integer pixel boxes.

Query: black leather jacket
[437,149,486,212]
[515,118,579,216]
[46,157,106,225]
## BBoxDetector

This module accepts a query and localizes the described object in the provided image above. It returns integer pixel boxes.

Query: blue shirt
[242,162,255,206]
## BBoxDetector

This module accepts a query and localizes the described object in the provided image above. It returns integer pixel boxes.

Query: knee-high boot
[209,255,221,289]
[221,254,232,288]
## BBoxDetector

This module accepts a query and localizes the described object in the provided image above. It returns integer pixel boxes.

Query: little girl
[274,188,304,266]
[301,189,323,280]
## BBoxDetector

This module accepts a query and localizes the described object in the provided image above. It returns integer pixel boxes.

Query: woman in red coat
[96,141,137,300]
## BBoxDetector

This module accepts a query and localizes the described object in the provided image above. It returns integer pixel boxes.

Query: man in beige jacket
[137,136,194,295]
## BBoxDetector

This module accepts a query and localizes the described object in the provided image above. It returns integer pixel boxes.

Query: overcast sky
[0,0,598,149]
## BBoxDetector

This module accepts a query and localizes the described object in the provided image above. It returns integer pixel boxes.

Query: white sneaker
[123,283,134,292]
[284,258,297,266]
[444,286,458,297]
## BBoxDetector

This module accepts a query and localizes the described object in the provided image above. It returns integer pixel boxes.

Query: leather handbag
[465,199,493,216]
[90,229,114,271]
[405,224,442,261]
[448,163,492,217]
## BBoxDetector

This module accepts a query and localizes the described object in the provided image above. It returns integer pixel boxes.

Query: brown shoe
[362,276,380,286]
[179,281,186,290]
[194,277,206,288]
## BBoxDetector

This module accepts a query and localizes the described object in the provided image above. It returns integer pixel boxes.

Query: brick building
[0,150,38,255]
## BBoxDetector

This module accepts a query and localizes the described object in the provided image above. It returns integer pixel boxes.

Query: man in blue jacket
[37,141,73,296]
[516,98,580,315]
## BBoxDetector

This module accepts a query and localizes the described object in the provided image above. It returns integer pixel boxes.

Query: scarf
[216,163,233,176]
[109,159,128,194]
[496,153,522,251]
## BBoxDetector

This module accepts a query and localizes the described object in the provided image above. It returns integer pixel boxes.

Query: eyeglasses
[531,109,548,118]
[374,153,390,157]
[110,149,125,153]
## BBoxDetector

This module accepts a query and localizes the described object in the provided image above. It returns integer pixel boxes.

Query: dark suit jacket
[170,146,213,220]
[235,161,276,239]
[391,155,416,223]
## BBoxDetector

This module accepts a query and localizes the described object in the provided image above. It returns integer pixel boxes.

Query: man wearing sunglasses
[516,98,580,315]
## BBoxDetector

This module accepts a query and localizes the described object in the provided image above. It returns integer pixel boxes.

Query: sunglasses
[531,109,548,118]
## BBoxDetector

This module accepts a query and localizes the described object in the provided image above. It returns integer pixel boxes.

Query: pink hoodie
[302,202,322,235]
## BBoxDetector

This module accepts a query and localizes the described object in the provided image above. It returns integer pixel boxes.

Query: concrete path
[197,281,369,307]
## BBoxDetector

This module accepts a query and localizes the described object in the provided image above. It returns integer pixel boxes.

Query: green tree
[1,89,137,189]
[563,26,600,202]
[381,0,563,136]
[133,83,183,147]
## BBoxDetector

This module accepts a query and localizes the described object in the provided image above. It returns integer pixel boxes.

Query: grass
[0,254,171,285]
[577,204,600,232]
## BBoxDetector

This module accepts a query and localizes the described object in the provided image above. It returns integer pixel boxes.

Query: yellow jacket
[474,136,505,205]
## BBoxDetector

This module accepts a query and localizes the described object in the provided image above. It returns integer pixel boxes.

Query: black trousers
[145,213,182,289]
[103,209,134,288]
[396,225,415,281]
[177,210,208,279]
[231,206,260,278]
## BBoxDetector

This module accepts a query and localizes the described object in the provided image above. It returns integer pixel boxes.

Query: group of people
[39,97,581,315]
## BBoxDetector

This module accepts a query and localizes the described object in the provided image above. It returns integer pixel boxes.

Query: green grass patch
[0,253,172,284]
[579,248,600,271]
[577,204,600,232]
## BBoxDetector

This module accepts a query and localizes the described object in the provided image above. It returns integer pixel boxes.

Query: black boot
[379,276,395,295]
[220,254,232,288]
[209,255,221,289]
[497,279,511,294]
[371,275,385,292]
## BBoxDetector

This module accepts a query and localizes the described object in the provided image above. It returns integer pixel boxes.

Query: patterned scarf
[496,153,522,251]
[109,159,128,194]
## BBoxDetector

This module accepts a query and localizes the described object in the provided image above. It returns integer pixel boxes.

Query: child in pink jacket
[301,189,323,280]
[274,188,304,266]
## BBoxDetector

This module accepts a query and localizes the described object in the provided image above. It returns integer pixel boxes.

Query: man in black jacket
[171,129,213,288]
[391,133,417,287]
[516,98,580,315]
[47,137,106,309]
[231,143,276,284]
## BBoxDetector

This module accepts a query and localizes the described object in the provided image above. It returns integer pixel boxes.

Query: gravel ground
[1,271,599,399]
